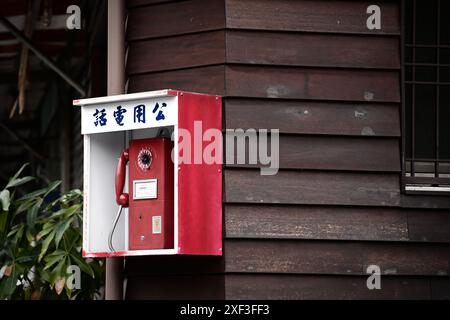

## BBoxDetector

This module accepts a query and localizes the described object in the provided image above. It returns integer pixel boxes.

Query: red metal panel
[176,90,223,255]
[128,138,174,250]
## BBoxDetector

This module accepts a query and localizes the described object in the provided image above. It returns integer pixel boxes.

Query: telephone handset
[109,138,174,252]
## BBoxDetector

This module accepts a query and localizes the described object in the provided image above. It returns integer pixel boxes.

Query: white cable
[108,205,123,252]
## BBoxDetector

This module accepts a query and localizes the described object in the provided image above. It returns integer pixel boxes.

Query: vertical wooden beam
[106,0,125,300]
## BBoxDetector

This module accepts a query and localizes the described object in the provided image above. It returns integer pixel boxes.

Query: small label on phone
[133,179,157,199]
[152,216,162,234]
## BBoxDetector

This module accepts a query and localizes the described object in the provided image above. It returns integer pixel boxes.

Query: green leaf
[0,211,7,234]
[44,252,66,271]
[8,163,28,182]
[36,227,53,241]
[0,267,18,298]
[6,176,35,189]
[62,228,79,252]
[0,189,10,211]
[26,198,43,227]
[43,181,61,198]
[55,218,73,248]
[14,199,34,215]
[25,229,34,244]
[15,253,35,264]
[50,256,67,285]
[39,230,56,262]
[69,253,94,278]
[4,163,29,189]
[14,225,24,244]
[17,188,47,201]
[6,225,20,237]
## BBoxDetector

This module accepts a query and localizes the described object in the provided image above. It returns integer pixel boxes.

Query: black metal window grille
[402,0,450,193]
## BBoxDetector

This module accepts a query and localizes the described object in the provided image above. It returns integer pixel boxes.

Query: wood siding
[124,0,450,299]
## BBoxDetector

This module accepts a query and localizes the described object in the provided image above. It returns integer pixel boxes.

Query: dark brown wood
[401,194,450,210]
[225,240,363,274]
[431,278,450,300]
[362,243,450,276]
[128,65,225,95]
[225,0,400,35]
[127,0,179,8]
[225,99,400,137]
[127,0,225,41]
[227,31,400,69]
[127,31,225,75]
[126,275,225,299]
[225,205,408,241]
[225,135,400,172]
[407,210,450,242]
[225,65,401,102]
[224,169,400,206]
[225,240,450,275]
[225,274,431,299]
[125,255,224,276]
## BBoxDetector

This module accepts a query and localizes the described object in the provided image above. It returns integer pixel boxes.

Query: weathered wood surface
[225,135,400,172]
[127,31,225,74]
[225,66,400,102]
[225,205,450,243]
[224,205,408,241]
[225,99,400,137]
[224,169,400,206]
[224,240,450,276]
[225,274,445,299]
[226,0,400,35]
[227,31,400,69]
[127,0,225,40]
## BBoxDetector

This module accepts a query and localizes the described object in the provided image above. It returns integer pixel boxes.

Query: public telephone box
[73,89,222,257]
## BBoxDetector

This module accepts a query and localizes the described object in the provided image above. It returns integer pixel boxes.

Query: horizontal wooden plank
[226,0,400,35]
[225,135,400,172]
[225,99,400,137]
[225,65,400,102]
[431,278,450,300]
[224,205,408,241]
[127,0,179,7]
[224,169,400,206]
[401,194,450,210]
[127,31,225,74]
[128,65,400,102]
[125,255,224,276]
[407,210,450,243]
[225,240,450,276]
[128,65,225,95]
[227,31,400,69]
[225,205,450,244]
[225,275,431,300]
[127,0,225,40]
[126,275,224,299]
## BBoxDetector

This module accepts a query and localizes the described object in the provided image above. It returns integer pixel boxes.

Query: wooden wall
[124,0,450,299]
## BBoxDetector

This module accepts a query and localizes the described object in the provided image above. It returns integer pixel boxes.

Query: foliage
[0,164,104,299]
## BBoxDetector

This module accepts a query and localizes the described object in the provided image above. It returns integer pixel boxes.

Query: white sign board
[79,94,177,134]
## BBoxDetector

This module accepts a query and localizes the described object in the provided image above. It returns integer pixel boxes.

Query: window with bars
[402,0,450,193]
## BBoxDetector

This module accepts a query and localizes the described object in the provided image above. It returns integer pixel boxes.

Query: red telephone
[115,138,174,250]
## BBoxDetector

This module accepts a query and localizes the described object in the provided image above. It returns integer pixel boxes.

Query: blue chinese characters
[93,102,168,128]
[113,106,127,126]
[93,108,107,127]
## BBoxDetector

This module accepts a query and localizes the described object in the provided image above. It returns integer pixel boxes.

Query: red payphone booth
[73,90,222,257]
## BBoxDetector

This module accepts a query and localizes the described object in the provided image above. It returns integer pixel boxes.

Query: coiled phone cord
[108,205,123,252]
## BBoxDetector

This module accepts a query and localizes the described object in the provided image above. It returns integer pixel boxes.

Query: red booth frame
[73,90,222,257]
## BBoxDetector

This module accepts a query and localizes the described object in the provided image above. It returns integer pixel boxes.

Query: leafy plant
[0,164,104,299]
